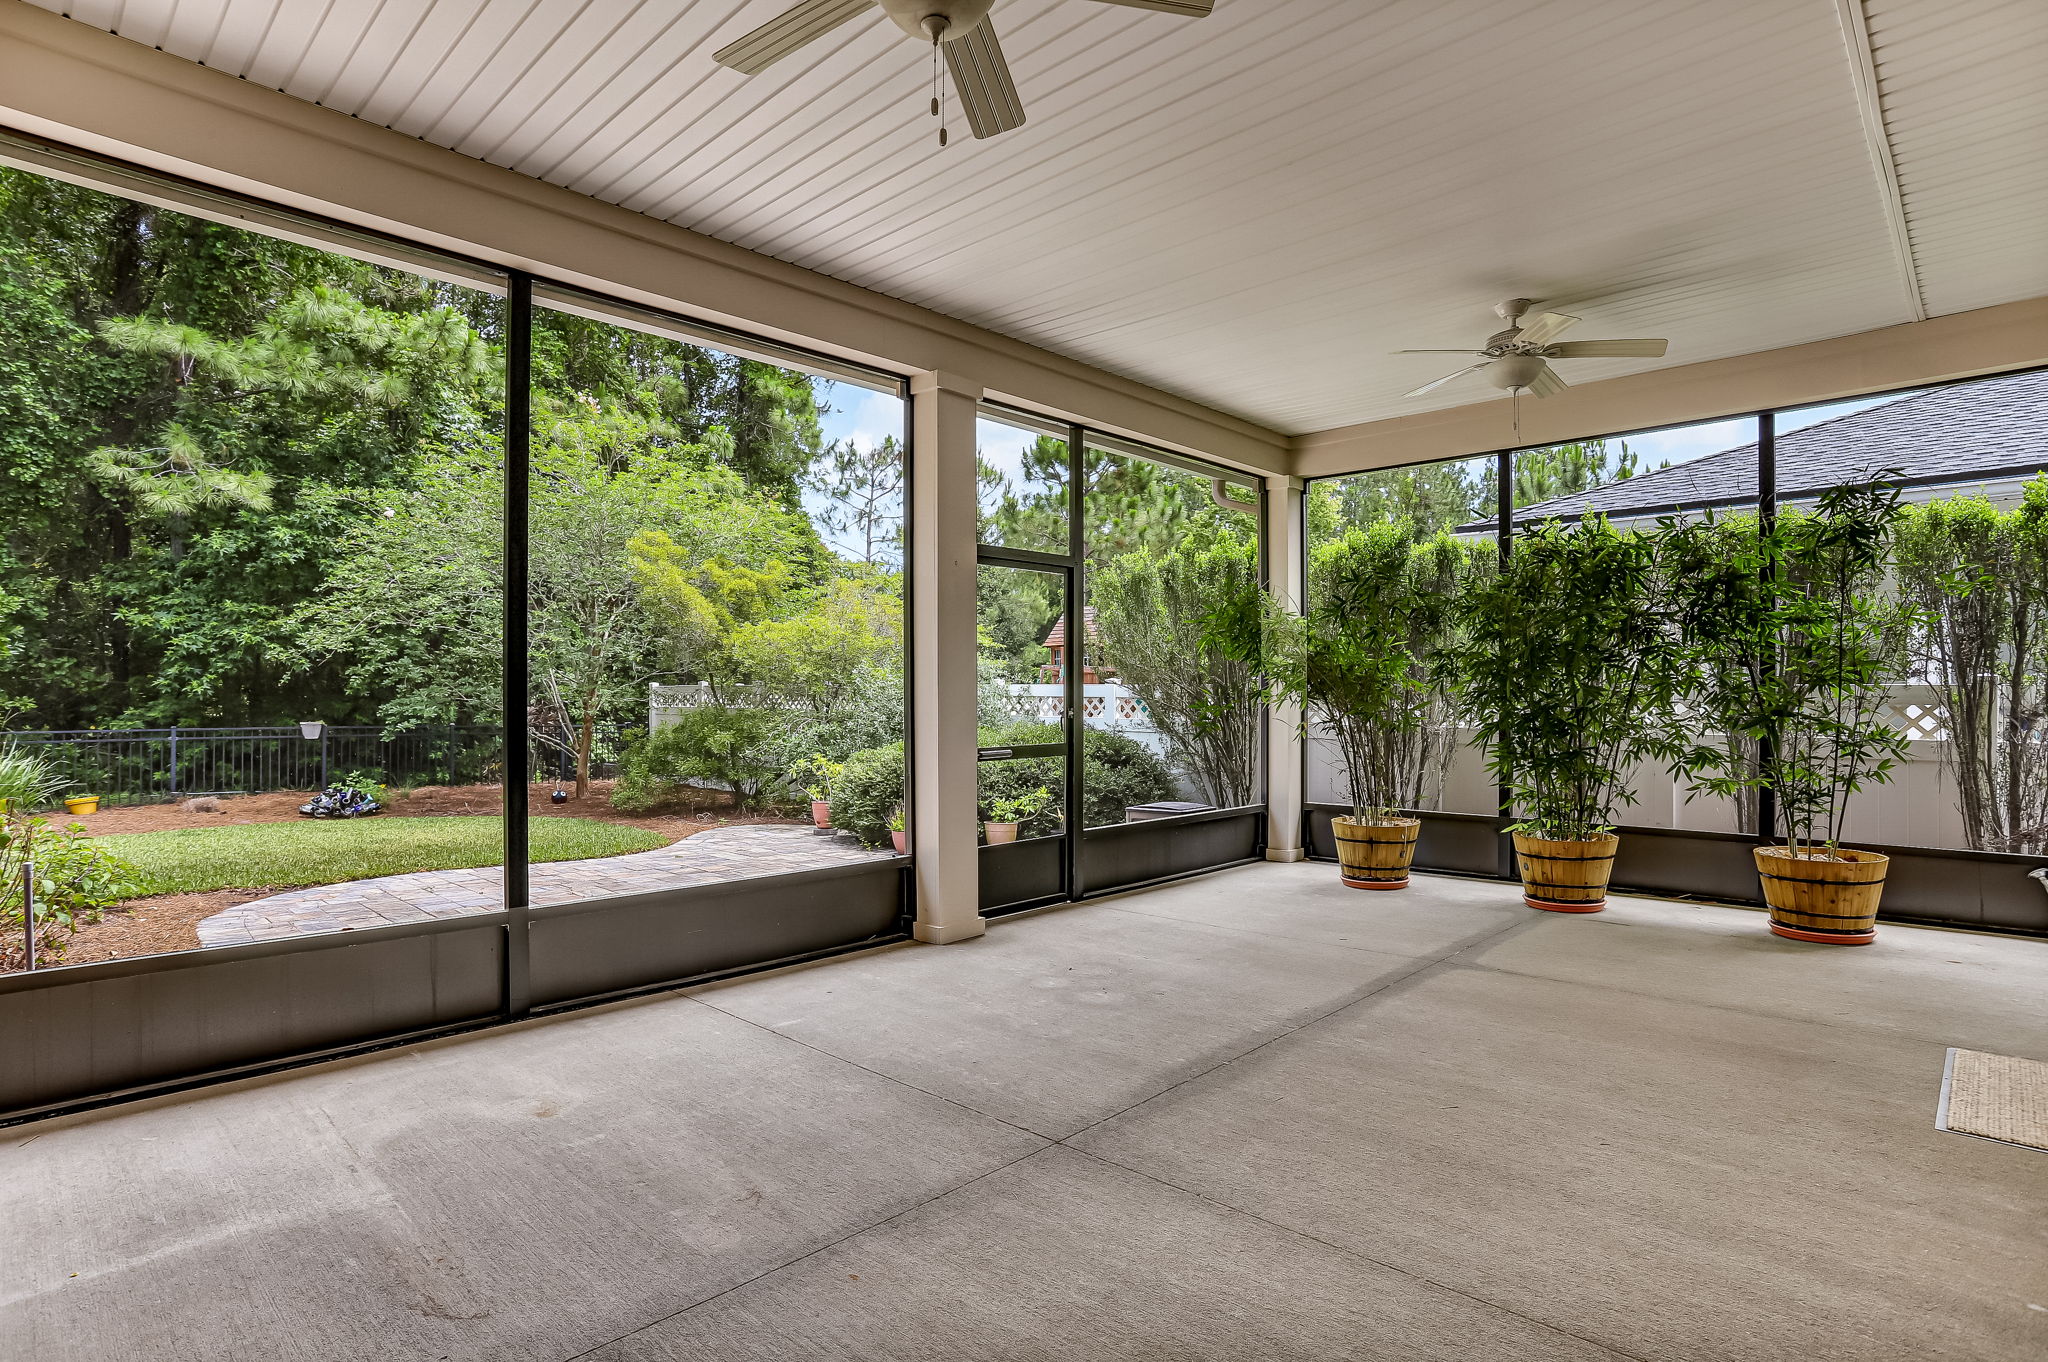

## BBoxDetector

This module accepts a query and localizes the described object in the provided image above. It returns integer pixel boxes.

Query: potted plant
[1666,480,1919,943]
[887,806,907,854]
[983,785,1052,845]
[791,753,842,829]
[1458,515,1684,912]
[1308,523,1477,888]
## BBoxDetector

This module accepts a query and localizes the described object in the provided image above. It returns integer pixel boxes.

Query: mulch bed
[67,780,801,841]
[47,783,809,968]
[57,888,275,966]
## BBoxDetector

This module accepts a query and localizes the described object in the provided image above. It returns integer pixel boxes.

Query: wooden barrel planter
[1511,831,1618,912]
[1332,816,1421,890]
[1754,847,1887,945]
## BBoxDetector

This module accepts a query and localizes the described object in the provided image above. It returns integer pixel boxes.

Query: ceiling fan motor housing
[880,0,995,40]
[1487,355,1548,390]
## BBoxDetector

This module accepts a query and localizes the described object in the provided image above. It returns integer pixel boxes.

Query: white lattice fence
[1882,686,1950,740]
[649,683,813,727]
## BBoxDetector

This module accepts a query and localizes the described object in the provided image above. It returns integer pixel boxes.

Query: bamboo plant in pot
[1304,522,1474,889]
[1458,515,1684,912]
[1665,481,1918,944]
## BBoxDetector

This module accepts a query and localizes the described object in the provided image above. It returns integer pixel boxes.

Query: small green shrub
[612,707,794,812]
[790,666,908,760]
[976,754,1064,838]
[0,818,141,969]
[984,785,1053,827]
[990,721,1178,827]
[1078,727,1178,825]
[828,742,905,847]
[788,753,843,802]
[824,726,1178,849]
[0,749,69,815]
[337,770,388,803]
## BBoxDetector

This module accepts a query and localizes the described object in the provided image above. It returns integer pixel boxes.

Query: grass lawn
[100,815,668,897]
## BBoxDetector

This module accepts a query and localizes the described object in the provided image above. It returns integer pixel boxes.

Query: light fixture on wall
[712,0,1216,146]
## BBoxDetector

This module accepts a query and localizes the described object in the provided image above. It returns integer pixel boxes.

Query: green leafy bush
[976,755,1065,838]
[0,818,140,969]
[828,725,1177,849]
[1077,727,1178,825]
[612,707,796,812]
[0,749,68,814]
[984,785,1053,826]
[789,665,906,760]
[996,722,1177,828]
[827,742,904,847]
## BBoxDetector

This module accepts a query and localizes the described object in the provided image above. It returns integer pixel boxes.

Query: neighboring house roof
[1500,367,2048,527]
[1042,606,1100,650]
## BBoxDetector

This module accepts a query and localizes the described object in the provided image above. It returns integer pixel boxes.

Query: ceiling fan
[713,1,1216,144]
[1396,299,1669,399]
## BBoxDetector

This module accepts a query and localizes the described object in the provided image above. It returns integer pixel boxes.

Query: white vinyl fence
[1306,685,1972,850]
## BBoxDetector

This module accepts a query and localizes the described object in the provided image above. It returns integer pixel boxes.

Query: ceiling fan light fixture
[1488,355,1547,391]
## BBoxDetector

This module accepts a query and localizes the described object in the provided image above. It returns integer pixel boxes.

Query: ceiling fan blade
[946,21,1027,139]
[714,0,872,75]
[1545,339,1670,359]
[1392,349,1485,354]
[1404,363,1490,398]
[1526,363,1568,398]
[1082,0,1216,13]
[1513,311,1580,345]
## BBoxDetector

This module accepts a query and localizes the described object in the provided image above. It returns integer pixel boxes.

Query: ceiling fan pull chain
[931,33,948,147]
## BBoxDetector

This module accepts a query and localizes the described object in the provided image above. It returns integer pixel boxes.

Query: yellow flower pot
[64,796,100,816]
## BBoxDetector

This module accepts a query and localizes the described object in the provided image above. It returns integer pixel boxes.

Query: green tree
[1890,482,2048,852]
[1092,515,1263,807]
[297,412,811,795]
[0,168,500,727]
[806,435,903,564]
[530,309,822,502]
[1512,439,1655,510]
[1325,460,1491,537]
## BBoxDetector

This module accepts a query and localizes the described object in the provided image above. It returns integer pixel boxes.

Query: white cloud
[817,381,907,453]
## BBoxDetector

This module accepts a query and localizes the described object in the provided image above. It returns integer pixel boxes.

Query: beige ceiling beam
[1292,297,2048,480]
[0,2,1288,476]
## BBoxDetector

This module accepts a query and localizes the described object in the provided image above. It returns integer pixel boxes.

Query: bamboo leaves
[1665,480,1920,855]
[1457,516,1686,842]
[1306,522,1480,821]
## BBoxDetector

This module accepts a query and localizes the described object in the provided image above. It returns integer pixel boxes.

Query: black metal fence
[6,726,512,807]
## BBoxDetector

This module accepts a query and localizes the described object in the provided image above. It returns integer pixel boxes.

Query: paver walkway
[196,823,896,946]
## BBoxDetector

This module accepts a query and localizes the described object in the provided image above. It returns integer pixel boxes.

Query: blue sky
[804,379,910,560]
[803,369,1921,548]
[1619,393,1909,471]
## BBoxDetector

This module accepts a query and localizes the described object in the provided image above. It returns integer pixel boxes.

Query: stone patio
[195,823,896,946]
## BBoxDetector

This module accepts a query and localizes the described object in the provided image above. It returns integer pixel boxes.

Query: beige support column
[1264,474,1308,861]
[909,370,988,943]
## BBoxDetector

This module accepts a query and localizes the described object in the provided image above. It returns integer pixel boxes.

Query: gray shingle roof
[1505,367,2048,525]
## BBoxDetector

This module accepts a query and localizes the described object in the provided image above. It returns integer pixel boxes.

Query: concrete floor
[5,864,2046,1361]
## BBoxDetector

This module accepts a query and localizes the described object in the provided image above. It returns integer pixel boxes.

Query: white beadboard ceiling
[20,0,2048,435]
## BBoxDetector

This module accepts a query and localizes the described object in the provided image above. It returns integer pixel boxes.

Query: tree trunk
[575,706,594,800]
